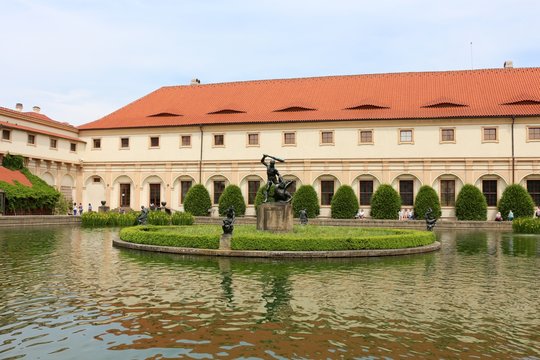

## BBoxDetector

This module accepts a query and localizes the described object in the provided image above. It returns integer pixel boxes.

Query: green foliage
[413,185,442,219]
[2,153,24,170]
[513,218,540,234]
[183,184,212,216]
[330,185,359,219]
[119,225,436,251]
[0,168,60,214]
[455,184,487,220]
[171,211,194,225]
[218,184,246,216]
[291,185,320,218]
[498,184,535,219]
[53,193,71,215]
[370,184,402,219]
[147,210,171,225]
[254,183,275,211]
[81,211,138,227]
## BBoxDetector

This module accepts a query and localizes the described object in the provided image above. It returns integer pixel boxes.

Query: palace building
[2,63,540,218]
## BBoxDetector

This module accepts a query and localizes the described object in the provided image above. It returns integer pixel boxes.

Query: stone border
[0,215,81,227]
[113,237,441,258]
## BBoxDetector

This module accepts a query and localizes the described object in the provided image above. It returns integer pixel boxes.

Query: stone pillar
[256,202,293,232]
[220,233,232,250]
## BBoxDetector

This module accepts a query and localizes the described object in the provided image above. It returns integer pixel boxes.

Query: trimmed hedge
[498,184,535,220]
[119,225,436,251]
[183,184,212,216]
[370,184,401,219]
[218,184,246,216]
[81,210,194,227]
[455,184,487,221]
[331,185,359,219]
[414,185,441,220]
[513,218,540,234]
[291,185,320,218]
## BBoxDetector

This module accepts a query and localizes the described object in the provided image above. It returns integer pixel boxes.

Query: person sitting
[535,206,540,218]
[355,209,365,219]
[495,212,503,221]
[507,210,514,221]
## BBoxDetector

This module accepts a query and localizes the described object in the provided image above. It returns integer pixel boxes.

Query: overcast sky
[1,0,539,125]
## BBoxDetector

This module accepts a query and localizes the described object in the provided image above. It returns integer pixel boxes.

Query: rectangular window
[359,130,373,144]
[527,180,540,206]
[181,135,191,147]
[440,180,456,206]
[150,136,160,147]
[321,131,334,145]
[482,180,497,206]
[213,181,225,204]
[121,137,129,148]
[400,180,414,206]
[2,129,11,141]
[359,180,374,206]
[283,132,296,145]
[70,143,77,152]
[213,134,224,146]
[483,127,497,142]
[27,134,35,145]
[120,183,131,207]
[248,180,260,204]
[50,138,57,149]
[93,177,101,183]
[528,127,540,141]
[441,128,455,142]
[399,129,413,144]
[93,138,101,149]
[180,180,192,204]
[149,183,161,206]
[247,133,259,146]
[321,180,335,206]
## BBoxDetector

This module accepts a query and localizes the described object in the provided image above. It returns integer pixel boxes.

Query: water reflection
[0,226,539,359]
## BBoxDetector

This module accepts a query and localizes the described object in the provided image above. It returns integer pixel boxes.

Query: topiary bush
[171,211,194,225]
[455,184,487,220]
[330,185,359,219]
[370,184,402,219]
[218,184,246,216]
[292,185,320,218]
[498,184,534,220]
[414,185,441,220]
[183,184,212,216]
[254,183,275,211]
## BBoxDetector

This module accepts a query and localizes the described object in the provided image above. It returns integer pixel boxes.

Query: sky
[1,0,539,126]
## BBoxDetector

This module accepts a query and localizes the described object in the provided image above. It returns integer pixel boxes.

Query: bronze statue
[299,209,308,225]
[274,179,293,203]
[136,205,149,225]
[222,206,236,234]
[261,154,285,203]
[424,207,437,231]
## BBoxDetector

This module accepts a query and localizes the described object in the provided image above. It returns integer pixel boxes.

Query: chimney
[15,103,23,111]
[503,60,514,68]
[32,106,41,113]
[190,78,201,85]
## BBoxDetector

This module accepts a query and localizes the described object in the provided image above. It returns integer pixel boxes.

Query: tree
[413,185,441,220]
[183,184,212,216]
[498,184,534,219]
[370,184,401,219]
[291,185,320,218]
[218,184,246,216]
[455,184,487,220]
[331,185,359,219]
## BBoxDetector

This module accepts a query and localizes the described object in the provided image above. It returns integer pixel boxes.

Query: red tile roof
[0,107,78,131]
[78,68,540,130]
[0,166,32,187]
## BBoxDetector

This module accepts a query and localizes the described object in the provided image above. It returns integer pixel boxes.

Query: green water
[0,227,538,359]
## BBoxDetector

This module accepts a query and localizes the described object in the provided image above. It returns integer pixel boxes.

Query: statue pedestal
[98,206,110,213]
[257,202,293,232]
[220,234,232,250]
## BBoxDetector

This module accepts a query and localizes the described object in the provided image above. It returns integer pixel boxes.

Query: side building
[1,65,540,218]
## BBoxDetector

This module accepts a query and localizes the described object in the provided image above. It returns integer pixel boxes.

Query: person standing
[73,203,77,216]
[78,203,83,215]
[88,203,93,212]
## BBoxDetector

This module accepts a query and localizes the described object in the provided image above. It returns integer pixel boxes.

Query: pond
[0,226,538,359]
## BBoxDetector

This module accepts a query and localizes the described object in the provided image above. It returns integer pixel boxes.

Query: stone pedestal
[257,202,293,232]
[98,206,110,213]
[220,233,232,250]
